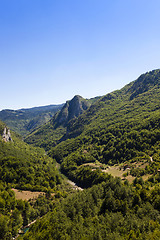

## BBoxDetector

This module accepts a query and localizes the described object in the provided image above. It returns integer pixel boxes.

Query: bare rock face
[2,127,12,142]
[54,95,91,127]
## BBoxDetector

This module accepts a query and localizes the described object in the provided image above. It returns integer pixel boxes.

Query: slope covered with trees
[0,120,64,239]
[44,69,160,187]
[23,175,160,240]
[21,69,160,239]
[2,69,160,239]
[0,126,62,191]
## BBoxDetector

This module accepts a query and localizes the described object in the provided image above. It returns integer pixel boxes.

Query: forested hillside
[45,69,160,187]
[0,121,63,238]
[0,124,62,191]
[23,174,160,240]
[2,69,160,239]
[21,69,160,239]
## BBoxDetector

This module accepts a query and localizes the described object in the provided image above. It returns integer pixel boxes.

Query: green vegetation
[0,180,65,239]
[0,132,62,191]
[0,181,24,239]
[1,69,160,239]
[45,69,160,188]
[21,69,160,239]
[0,120,65,239]
[23,176,160,240]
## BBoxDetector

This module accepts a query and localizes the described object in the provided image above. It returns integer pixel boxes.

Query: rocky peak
[54,95,91,127]
[67,95,90,120]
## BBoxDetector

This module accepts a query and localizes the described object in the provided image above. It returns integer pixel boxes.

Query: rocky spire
[2,127,12,142]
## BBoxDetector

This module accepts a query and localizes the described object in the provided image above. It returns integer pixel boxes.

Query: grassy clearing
[12,188,45,201]
[82,159,151,183]
[102,166,127,178]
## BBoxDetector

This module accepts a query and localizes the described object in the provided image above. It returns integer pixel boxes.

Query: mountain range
[0,103,64,136]
[1,69,160,239]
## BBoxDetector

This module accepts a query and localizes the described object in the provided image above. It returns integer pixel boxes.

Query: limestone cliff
[2,127,12,142]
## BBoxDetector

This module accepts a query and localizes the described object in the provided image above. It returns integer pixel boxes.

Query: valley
[0,69,160,239]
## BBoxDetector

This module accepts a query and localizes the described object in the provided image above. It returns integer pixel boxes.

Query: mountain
[25,95,99,150]
[0,103,64,136]
[22,69,160,239]
[2,68,160,240]
[33,69,160,187]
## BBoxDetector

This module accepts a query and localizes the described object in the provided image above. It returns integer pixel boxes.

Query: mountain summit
[52,95,91,128]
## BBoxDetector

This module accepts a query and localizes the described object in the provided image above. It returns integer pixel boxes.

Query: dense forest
[23,177,160,239]
[0,181,60,239]
[0,126,62,191]
[1,69,160,239]
[22,69,160,239]
[0,121,65,239]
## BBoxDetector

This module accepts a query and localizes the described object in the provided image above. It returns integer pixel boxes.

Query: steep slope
[41,69,160,187]
[0,103,64,136]
[0,120,62,191]
[15,69,160,240]
[25,95,98,150]
[0,120,63,239]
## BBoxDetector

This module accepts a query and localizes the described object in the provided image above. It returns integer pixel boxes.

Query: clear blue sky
[0,0,160,110]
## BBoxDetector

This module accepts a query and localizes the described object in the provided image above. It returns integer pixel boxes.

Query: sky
[0,0,160,110]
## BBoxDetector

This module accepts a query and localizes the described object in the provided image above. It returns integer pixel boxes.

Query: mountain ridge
[25,69,160,151]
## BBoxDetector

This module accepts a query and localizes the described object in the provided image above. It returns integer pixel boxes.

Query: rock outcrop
[2,127,12,142]
[53,95,91,128]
